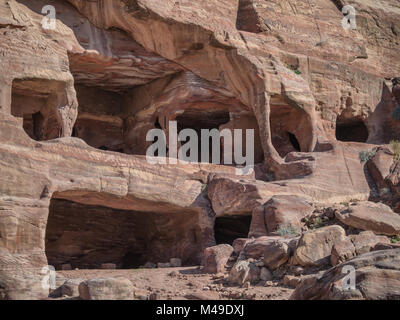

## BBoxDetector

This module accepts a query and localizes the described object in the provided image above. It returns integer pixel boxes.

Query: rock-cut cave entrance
[270,100,312,157]
[45,197,203,270]
[11,79,65,141]
[214,215,252,245]
[336,116,369,143]
[175,109,231,163]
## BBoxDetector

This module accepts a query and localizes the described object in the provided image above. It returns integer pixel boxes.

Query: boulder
[294,225,346,267]
[143,262,156,269]
[331,231,390,266]
[263,241,290,270]
[331,238,356,266]
[366,147,393,190]
[100,263,116,270]
[248,206,268,238]
[203,244,233,274]
[242,236,283,259]
[260,267,273,281]
[169,258,182,267]
[263,195,313,235]
[232,238,250,255]
[291,249,400,300]
[157,262,171,268]
[228,260,260,285]
[78,278,133,300]
[61,278,84,297]
[283,275,302,288]
[336,202,400,236]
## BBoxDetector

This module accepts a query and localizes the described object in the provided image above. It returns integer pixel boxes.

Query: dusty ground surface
[56,267,293,300]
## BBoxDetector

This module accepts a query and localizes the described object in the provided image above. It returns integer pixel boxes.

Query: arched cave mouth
[11,79,64,141]
[214,215,251,245]
[270,100,312,157]
[45,197,202,270]
[335,117,369,142]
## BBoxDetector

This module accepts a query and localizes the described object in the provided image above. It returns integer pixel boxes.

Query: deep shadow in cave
[214,215,252,245]
[45,198,202,270]
[336,117,368,142]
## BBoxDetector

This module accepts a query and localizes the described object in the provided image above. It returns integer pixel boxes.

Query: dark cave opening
[288,132,301,152]
[45,198,202,270]
[175,109,231,163]
[72,85,127,153]
[336,117,369,142]
[270,103,310,157]
[214,215,252,245]
[11,79,63,141]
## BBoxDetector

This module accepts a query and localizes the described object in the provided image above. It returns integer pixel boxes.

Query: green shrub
[278,225,299,236]
[390,140,400,161]
[286,64,302,75]
[391,235,400,243]
[359,150,376,164]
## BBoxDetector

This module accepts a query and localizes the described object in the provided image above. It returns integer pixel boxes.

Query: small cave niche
[214,215,252,245]
[72,85,126,153]
[270,102,311,157]
[11,79,63,141]
[236,0,265,33]
[175,109,231,163]
[45,198,202,270]
[335,116,368,143]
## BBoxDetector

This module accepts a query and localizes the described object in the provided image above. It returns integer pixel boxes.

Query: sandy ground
[56,266,294,300]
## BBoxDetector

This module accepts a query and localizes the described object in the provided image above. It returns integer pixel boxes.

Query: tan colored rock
[203,244,233,274]
[336,202,400,236]
[291,249,400,300]
[228,260,260,285]
[331,238,356,266]
[61,278,83,297]
[331,231,390,266]
[232,238,250,255]
[294,225,346,267]
[263,241,290,270]
[78,278,133,300]
[367,147,393,190]
[283,275,302,289]
[263,195,313,235]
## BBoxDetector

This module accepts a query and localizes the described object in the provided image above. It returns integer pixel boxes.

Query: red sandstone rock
[294,225,346,267]
[203,244,233,274]
[263,195,313,235]
[78,278,134,300]
[336,202,400,236]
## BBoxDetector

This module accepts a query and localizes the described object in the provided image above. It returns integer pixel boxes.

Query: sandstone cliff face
[0,0,399,299]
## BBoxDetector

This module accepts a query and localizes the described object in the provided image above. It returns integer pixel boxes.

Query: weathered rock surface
[291,249,400,300]
[203,244,233,274]
[331,231,390,266]
[263,195,313,235]
[336,202,400,236]
[61,278,83,297]
[78,278,133,300]
[263,241,290,270]
[367,147,394,190]
[228,260,260,286]
[294,225,346,267]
